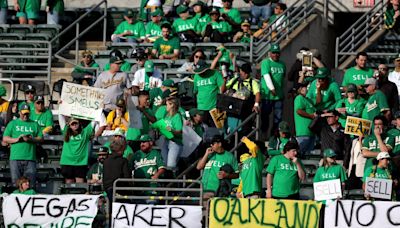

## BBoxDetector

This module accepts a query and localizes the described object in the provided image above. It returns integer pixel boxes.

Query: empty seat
[36,24,62,37]
[0,24,10,33]
[0,33,24,40]
[25,33,52,41]
[299,187,314,200]
[9,24,35,34]
[60,183,88,194]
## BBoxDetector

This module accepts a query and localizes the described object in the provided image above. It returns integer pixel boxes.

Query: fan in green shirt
[203,8,232,42]
[294,83,316,137]
[192,0,210,33]
[87,147,108,185]
[220,0,242,29]
[173,5,200,42]
[266,141,305,199]
[29,95,54,135]
[111,9,146,43]
[361,78,390,122]
[335,83,366,127]
[145,9,164,43]
[16,0,41,23]
[342,52,374,88]
[71,50,99,86]
[13,176,36,195]
[268,121,296,156]
[260,45,286,101]
[388,112,400,155]
[152,23,180,60]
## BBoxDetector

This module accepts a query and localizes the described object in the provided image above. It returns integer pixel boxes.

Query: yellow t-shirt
[106,110,129,131]
[0,100,9,113]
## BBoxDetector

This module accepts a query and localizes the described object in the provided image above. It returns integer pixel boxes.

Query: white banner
[313,179,342,201]
[59,82,106,121]
[112,203,202,228]
[365,177,392,200]
[3,194,100,227]
[325,200,400,227]
[182,126,202,158]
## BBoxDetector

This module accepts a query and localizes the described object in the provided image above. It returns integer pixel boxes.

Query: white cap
[377,152,391,160]
[364,78,377,86]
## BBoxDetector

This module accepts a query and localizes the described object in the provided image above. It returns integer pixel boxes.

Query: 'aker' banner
[209,198,322,228]
[3,194,100,227]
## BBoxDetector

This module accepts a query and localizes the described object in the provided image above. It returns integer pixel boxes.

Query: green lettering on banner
[305,203,320,228]
[224,199,247,225]
[213,198,230,223]
[248,199,261,224]
[293,202,307,227]
[275,201,289,228]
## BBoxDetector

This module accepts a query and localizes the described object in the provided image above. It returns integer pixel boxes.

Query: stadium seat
[25,33,52,41]
[345,189,365,200]
[9,24,35,35]
[0,24,9,33]
[0,33,24,40]
[60,183,89,194]
[299,187,314,200]
[36,24,62,37]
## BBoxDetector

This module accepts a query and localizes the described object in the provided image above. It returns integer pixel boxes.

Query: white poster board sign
[127,95,143,129]
[112,203,202,228]
[182,126,202,158]
[3,194,100,227]
[365,177,392,200]
[325,200,400,228]
[313,179,342,201]
[59,82,106,121]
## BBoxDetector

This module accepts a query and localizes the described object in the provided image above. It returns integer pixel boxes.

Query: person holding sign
[58,114,96,184]
[335,83,366,128]
[266,141,305,199]
[363,152,397,200]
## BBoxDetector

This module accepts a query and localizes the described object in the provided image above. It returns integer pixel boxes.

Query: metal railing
[251,0,317,63]
[51,0,108,67]
[335,0,386,68]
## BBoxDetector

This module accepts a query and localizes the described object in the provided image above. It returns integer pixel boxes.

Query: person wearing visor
[3,104,43,187]
[71,50,99,86]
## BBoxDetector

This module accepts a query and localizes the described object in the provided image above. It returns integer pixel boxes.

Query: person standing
[46,0,64,25]
[389,54,400,101]
[244,0,272,25]
[376,64,399,115]
[0,0,7,24]
[71,50,99,86]
[342,52,374,90]
[3,104,43,187]
[335,83,365,128]
[30,96,54,136]
[361,78,390,122]
[14,0,40,24]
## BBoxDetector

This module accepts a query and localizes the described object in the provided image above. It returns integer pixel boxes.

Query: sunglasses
[35,101,44,105]
[194,55,202,58]
[70,122,79,126]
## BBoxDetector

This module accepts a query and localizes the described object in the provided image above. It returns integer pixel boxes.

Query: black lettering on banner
[76,199,91,211]
[305,203,319,228]
[16,196,32,217]
[168,207,186,228]
[248,199,261,224]
[213,198,230,223]
[150,207,166,226]
[387,205,400,225]
[355,121,363,134]
[356,203,375,226]
[275,200,290,228]
[31,197,46,216]
[47,198,64,218]
[132,205,150,225]
[335,200,354,226]
[224,199,247,225]
[113,204,129,226]
[65,199,77,217]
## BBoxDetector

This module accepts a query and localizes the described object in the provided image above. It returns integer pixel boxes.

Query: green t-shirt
[361,90,389,121]
[60,124,93,166]
[342,67,374,86]
[154,105,186,121]
[363,166,391,182]
[72,61,99,75]
[0,0,7,8]
[172,17,198,33]
[260,57,286,100]
[194,13,211,33]
[113,21,146,39]
[201,151,238,192]
[104,141,134,159]
[163,113,183,144]
[306,79,342,111]
[132,149,165,179]
[149,87,164,112]
[219,7,242,24]
[153,36,181,56]
[4,119,42,161]
[313,164,347,183]
[268,137,289,156]
[388,128,400,155]
[266,155,304,197]
[294,95,316,137]
[240,151,265,196]
[12,189,36,195]
[210,21,232,33]
[193,70,224,111]
[103,61,131,72]
[86,162,103,180]
[29,109,53,133]
[126,108,154,141]
[362,133,394,171]
[145,21,162,39]
[335,98,366,127]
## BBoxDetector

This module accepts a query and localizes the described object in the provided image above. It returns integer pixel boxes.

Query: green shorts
[16,10,39,19]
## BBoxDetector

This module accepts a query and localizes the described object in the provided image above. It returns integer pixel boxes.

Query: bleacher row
[0,24,61,42]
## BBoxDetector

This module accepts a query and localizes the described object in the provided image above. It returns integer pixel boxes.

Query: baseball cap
[241,19,250,27]
[20,104,30,114]
[110,56,123,64]
[395,111,400,119]
[162,79,175,87]
[193,59,210,74]
[34,95,44,103]
[0,84,6,97]
[116,99,126,107]
[240,63,252,74]
[377,151,391,160]
[347,83,358,93]
[193,1,206,7]
[269,44,280,53]
[323,148,337,158]
[209,7,220,15]
[176,5,189,14]
[211,135,225,144]
[124,9,135,18]
[139,134,153,142]
[145,60,154,73]
[97,147,109,155]
[25,84,36,93]
[189,108,204,117]
[315,67,330,79]
[113,128,125,137]
[363,78,377,86]
[69,118,79,125]
[151,8,163,17]
[278,121,290,133]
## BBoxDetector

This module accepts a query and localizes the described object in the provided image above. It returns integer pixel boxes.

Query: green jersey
[240,142,265,196]
[29,109,53,133]
[132,149,165,179]
[314,164,347,183]
[113,21,146,39]
[335,98,366,127]
[104,141,134,159]
[60,124,93,166]
[126,108,154,141]
[12,189,36,195]
[4,119,42,161]
[163,113,183,144]
[194,13,211,32]
[388,128,400,155]
[266,155,304,197]
[342,67,374,86]
[149,87,164,112]
[0,0,7,8]
[219,7,242,24]
[193,69,224,111]
[294,95,316,137]
[201,151,238,192]
[363,166,391,182]
[145,21,162,39]
[362,133,394,171]
[103,61,131,72]
[86,163,103,180]
[210,21,232,33]
[153,36,181,56]
[172,17,198,33]
[46,0,64,14]
[361,90,389,121]
[306,79,342,111]
[260,57,286,100]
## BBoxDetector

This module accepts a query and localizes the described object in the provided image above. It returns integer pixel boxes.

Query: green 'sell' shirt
[219,8,242,24]
[313,164,347,183]
[260,57,286,100]
[266,155,304,198]
[342,67,374,86]
[4,119,42,161]
[172,17,198,33]
[193,69,224,111]
[113,21,146,39]
[362,133,394,171]
[145,21,162,38]
[306,79,342,111]
[210,21,232,33]
[194,13,211,33]
[201,151,238,192]
[153,36,180,56]
[363,166,391,182]
[294,95,315,137]
[240,151,265,196]
[335,98,365,127]
[60,124,93,166]
[361,90,389,121]
[29,109,54,133]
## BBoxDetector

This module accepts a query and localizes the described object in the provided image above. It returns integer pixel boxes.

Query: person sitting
[71,50,99,86]
[192,1,211,33]
[12,176,36,195]
[253,19,269,41]
[152,23,180,60]
[111,9,145,43]
[131,60,163,94]
[87,147,109,186]
[172,5,200,42]
[106,99,129,132]
[268,3,287,39]
[203,8,232,43]
[103,49,132,73]
[145,9,164,43]
[219,0,242,32]
[232,19,252,43]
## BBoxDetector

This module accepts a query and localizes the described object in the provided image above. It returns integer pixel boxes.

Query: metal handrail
[251,0,317,63]
[335,0,385,68]
[52,0,108,67]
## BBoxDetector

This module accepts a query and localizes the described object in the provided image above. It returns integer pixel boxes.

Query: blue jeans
[113,37,137,44]
[0,8,7,24]
[296,136,316,158]
[251,4,271,25]
[161,137,182,168]
[261,99,283,135]
[47,10,60,25]
[10,160,36,187]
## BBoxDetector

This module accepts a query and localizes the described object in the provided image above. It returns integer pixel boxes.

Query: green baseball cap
[189,108,204,117]
[315,67,330,79]
[0,84,7,97]
[145,60,154,73]
[347,83,358,93]
[124,9,135,18]
[193,59,210,74]
[176,5,189,14]
[269,44,280,53]
[151,8,163,17]
[97,147,109,155]
[162,79,175,87]
[278,121,290,133]
[139,134,153,142]
[323,148,337,158]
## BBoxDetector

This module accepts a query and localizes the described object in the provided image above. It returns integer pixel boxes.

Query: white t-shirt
[388,70,400,96]
[147,0,162,7]
[132,68,163,91]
